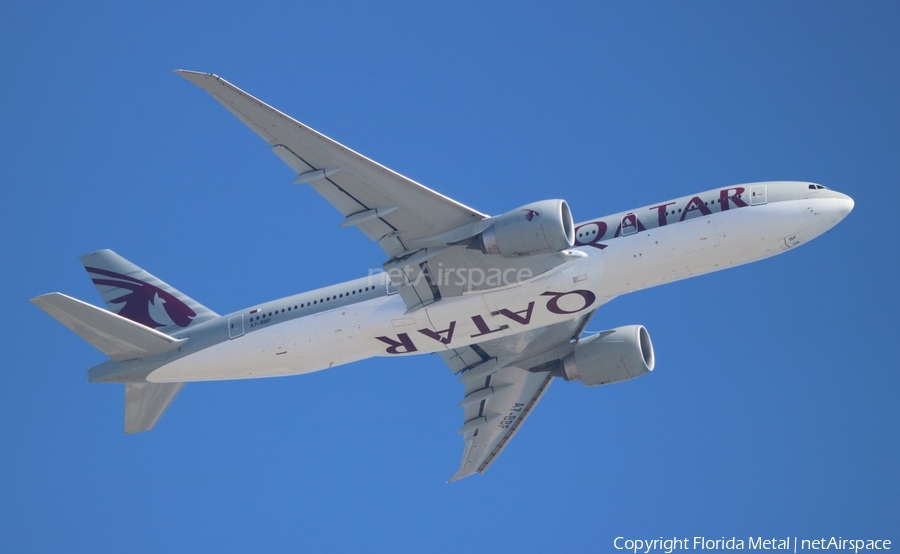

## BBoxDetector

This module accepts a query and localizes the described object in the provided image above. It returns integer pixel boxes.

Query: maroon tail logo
[86,267,196,329]
[523,209,539,222]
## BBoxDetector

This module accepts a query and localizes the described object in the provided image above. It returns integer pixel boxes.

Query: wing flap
[475,373,552,474]
[31,293,187,361]
[451,368,553,481]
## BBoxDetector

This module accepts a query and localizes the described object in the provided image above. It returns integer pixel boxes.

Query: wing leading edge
[175,70,486,259]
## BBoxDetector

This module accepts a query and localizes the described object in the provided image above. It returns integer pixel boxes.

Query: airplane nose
[837,193,855,218]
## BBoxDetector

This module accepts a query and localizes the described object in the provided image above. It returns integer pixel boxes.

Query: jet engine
[474,199,574,258]
[562,325,655,387]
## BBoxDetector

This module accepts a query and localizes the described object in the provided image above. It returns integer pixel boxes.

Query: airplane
[32,70,854,481]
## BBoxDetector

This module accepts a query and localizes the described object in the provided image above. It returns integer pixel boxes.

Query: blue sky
[2,2,897,552]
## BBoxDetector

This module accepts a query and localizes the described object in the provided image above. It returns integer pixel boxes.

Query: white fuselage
[145,182,852,384]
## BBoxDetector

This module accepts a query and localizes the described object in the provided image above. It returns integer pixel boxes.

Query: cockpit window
[809,184,817,189]
[808,184,828,190]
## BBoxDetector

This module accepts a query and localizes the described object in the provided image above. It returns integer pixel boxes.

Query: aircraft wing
[441,310,597,481]
[177,71,578,311]
[176,71,486,260]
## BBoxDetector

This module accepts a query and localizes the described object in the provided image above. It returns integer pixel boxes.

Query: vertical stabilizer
[125,382,184,433]
[80,250,217,335]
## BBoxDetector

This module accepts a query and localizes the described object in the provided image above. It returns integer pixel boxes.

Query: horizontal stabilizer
[31,293,187,361]
[125,382,184,433]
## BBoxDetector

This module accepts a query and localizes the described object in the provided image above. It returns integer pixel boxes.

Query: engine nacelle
[563,325,655,387]
[476,199,574,258]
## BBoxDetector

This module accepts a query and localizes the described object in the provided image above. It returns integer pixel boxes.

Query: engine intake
[476,199,574,258]
[563,325,655,387]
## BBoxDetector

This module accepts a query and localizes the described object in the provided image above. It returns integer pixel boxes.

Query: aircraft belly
[598,199,820,296]
[715,198,842,260]
[774,198,842,252]
[595,228,677,292]
[146,198,834,382]
[412,257,606,354]
[148,315,375,382]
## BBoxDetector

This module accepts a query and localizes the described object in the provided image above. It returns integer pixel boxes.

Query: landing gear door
[750,184,768,206]
[228,315,244,339]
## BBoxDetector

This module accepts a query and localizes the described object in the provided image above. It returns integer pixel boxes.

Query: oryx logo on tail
[85,267,197,329]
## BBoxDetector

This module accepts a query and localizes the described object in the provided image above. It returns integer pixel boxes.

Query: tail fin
[125,382,184,433]
[32,293,188,433]
[80,249,217,334]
